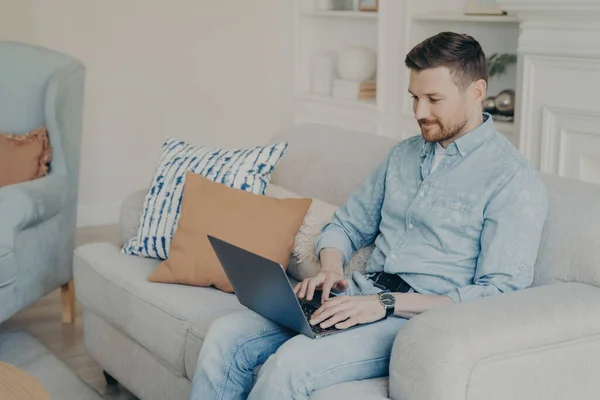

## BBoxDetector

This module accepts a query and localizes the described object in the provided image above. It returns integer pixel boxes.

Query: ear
[471,79,487,103]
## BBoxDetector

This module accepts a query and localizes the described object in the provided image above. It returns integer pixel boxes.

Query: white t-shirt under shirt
[431,142,446,173]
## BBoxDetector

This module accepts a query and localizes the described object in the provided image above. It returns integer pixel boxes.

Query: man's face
[408,67,476,145]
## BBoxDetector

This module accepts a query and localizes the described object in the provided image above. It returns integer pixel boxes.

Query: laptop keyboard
[300,302,340,334]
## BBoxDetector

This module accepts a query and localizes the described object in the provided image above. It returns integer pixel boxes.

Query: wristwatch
[378,292,396,318]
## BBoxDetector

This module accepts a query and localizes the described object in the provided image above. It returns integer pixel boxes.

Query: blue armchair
[0,42,85,324]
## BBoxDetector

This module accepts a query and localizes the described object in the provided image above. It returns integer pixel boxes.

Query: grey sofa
[74,123,600,400]
[0,42,86,324]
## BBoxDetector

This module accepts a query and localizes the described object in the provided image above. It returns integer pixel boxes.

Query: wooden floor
[0,224,137,400]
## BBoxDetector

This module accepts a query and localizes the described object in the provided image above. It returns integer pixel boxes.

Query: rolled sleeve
[315,225,355,265]
[313,146,396,266]
[445,167,548,303]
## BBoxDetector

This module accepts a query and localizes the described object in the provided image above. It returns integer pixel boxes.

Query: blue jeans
[189,308,408,400]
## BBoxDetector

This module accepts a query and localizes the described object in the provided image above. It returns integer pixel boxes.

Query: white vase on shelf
[336,46,377,82]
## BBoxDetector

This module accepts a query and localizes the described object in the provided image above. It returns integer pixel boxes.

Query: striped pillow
[122,137,288,260]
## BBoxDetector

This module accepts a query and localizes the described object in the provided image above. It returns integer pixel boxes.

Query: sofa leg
[61,280,76,324]
[103,370,119,386]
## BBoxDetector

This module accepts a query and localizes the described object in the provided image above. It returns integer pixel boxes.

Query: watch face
[380,293,395,307]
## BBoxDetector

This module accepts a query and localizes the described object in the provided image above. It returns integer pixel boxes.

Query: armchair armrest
[389,282,600,400]
[0,173,67,231]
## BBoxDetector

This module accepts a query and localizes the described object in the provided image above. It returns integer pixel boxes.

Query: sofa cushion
[148,172,312,292]
[74,242,244,377]
[122,137,288,261]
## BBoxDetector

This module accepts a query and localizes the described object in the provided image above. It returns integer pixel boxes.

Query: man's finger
[310,302,352,325]
[334,279,348,290]
[316,295,346,312]
[320,275,338,304]
[335,317,359,330]
[320,310,354,329]
[297,280,308,299]
[306,278,319,301]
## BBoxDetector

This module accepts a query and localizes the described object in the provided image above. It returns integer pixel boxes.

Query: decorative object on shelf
[494,89,515,116]
[315,0,333,10]
[310,52,336,95]
[483,96,497,114]
[487,53,517,79]
[464,0,505,15]
[336,46,377,82]
[333,79,376,100]
[485,90,515,122]
[358,0,378,12]
[315,0,353,10]
[492,114,514,123]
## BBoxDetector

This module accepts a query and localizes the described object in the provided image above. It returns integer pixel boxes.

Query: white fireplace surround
[496,0,600,185]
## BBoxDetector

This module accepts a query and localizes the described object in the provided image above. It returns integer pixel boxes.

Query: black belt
[366,272,414,293]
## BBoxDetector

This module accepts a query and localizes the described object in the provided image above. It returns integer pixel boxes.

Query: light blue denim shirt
[315,114,548,303]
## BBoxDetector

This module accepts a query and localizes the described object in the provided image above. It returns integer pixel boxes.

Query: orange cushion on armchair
[0,127,51,188]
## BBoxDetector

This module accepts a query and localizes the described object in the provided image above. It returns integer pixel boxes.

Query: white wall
[0,0,293,226]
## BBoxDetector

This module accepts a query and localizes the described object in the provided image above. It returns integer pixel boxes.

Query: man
[190,32,548,400]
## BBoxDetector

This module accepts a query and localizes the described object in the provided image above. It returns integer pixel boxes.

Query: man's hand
[294,270,347,304]
[309,295,385,330]
[294,248,347,304]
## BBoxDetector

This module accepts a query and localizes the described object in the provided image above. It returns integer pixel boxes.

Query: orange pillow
[148,171,313,292]
[0,127,51,188]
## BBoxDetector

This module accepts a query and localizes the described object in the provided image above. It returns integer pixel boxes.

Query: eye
[429,98,440,103]
[411,95,418,101]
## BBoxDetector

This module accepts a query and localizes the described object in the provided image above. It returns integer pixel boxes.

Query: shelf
[495,120,515,132]
[412,13,518,23]
[295,93,377,110]
[293,93,380,134]
[301,10,379,20]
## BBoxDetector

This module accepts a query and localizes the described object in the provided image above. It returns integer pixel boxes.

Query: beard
[418,117,468,143]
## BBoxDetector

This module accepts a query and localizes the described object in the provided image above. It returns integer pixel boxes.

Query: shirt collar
[420,113,495,159]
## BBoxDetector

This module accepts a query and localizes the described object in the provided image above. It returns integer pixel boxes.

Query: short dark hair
[405,32,487,91]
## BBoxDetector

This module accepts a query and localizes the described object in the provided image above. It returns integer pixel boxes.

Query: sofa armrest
[389,282,600,400]
[0,173,67,231]
[119,189,147,247]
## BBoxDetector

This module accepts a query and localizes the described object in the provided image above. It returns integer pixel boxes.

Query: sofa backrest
[534,173,600,288]
[271,123,600,289]
[270,123,396,207]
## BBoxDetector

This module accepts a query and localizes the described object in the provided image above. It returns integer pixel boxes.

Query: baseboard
[77,201,122,227]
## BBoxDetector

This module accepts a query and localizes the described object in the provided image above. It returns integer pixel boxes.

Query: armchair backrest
[0,41,85,176]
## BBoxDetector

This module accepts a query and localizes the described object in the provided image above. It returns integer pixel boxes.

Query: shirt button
[419,191,425,197]
[408,223,414,229]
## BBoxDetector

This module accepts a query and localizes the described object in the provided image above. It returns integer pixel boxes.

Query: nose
[414,98,430,122]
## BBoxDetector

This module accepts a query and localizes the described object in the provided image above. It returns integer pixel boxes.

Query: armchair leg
[61,280,76,324]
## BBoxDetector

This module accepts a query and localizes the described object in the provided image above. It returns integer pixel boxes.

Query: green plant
[487,53,517,78]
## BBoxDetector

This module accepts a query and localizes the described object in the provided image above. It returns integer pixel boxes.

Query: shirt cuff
[315,225,354,266]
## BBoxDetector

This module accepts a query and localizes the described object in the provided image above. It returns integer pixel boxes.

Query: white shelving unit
[293,0,381,133]
[301,10,379,19]
[411,13,518,23]
[292,0,521,144]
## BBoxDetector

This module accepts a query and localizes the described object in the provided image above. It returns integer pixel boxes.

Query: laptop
[208,235,364,339]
